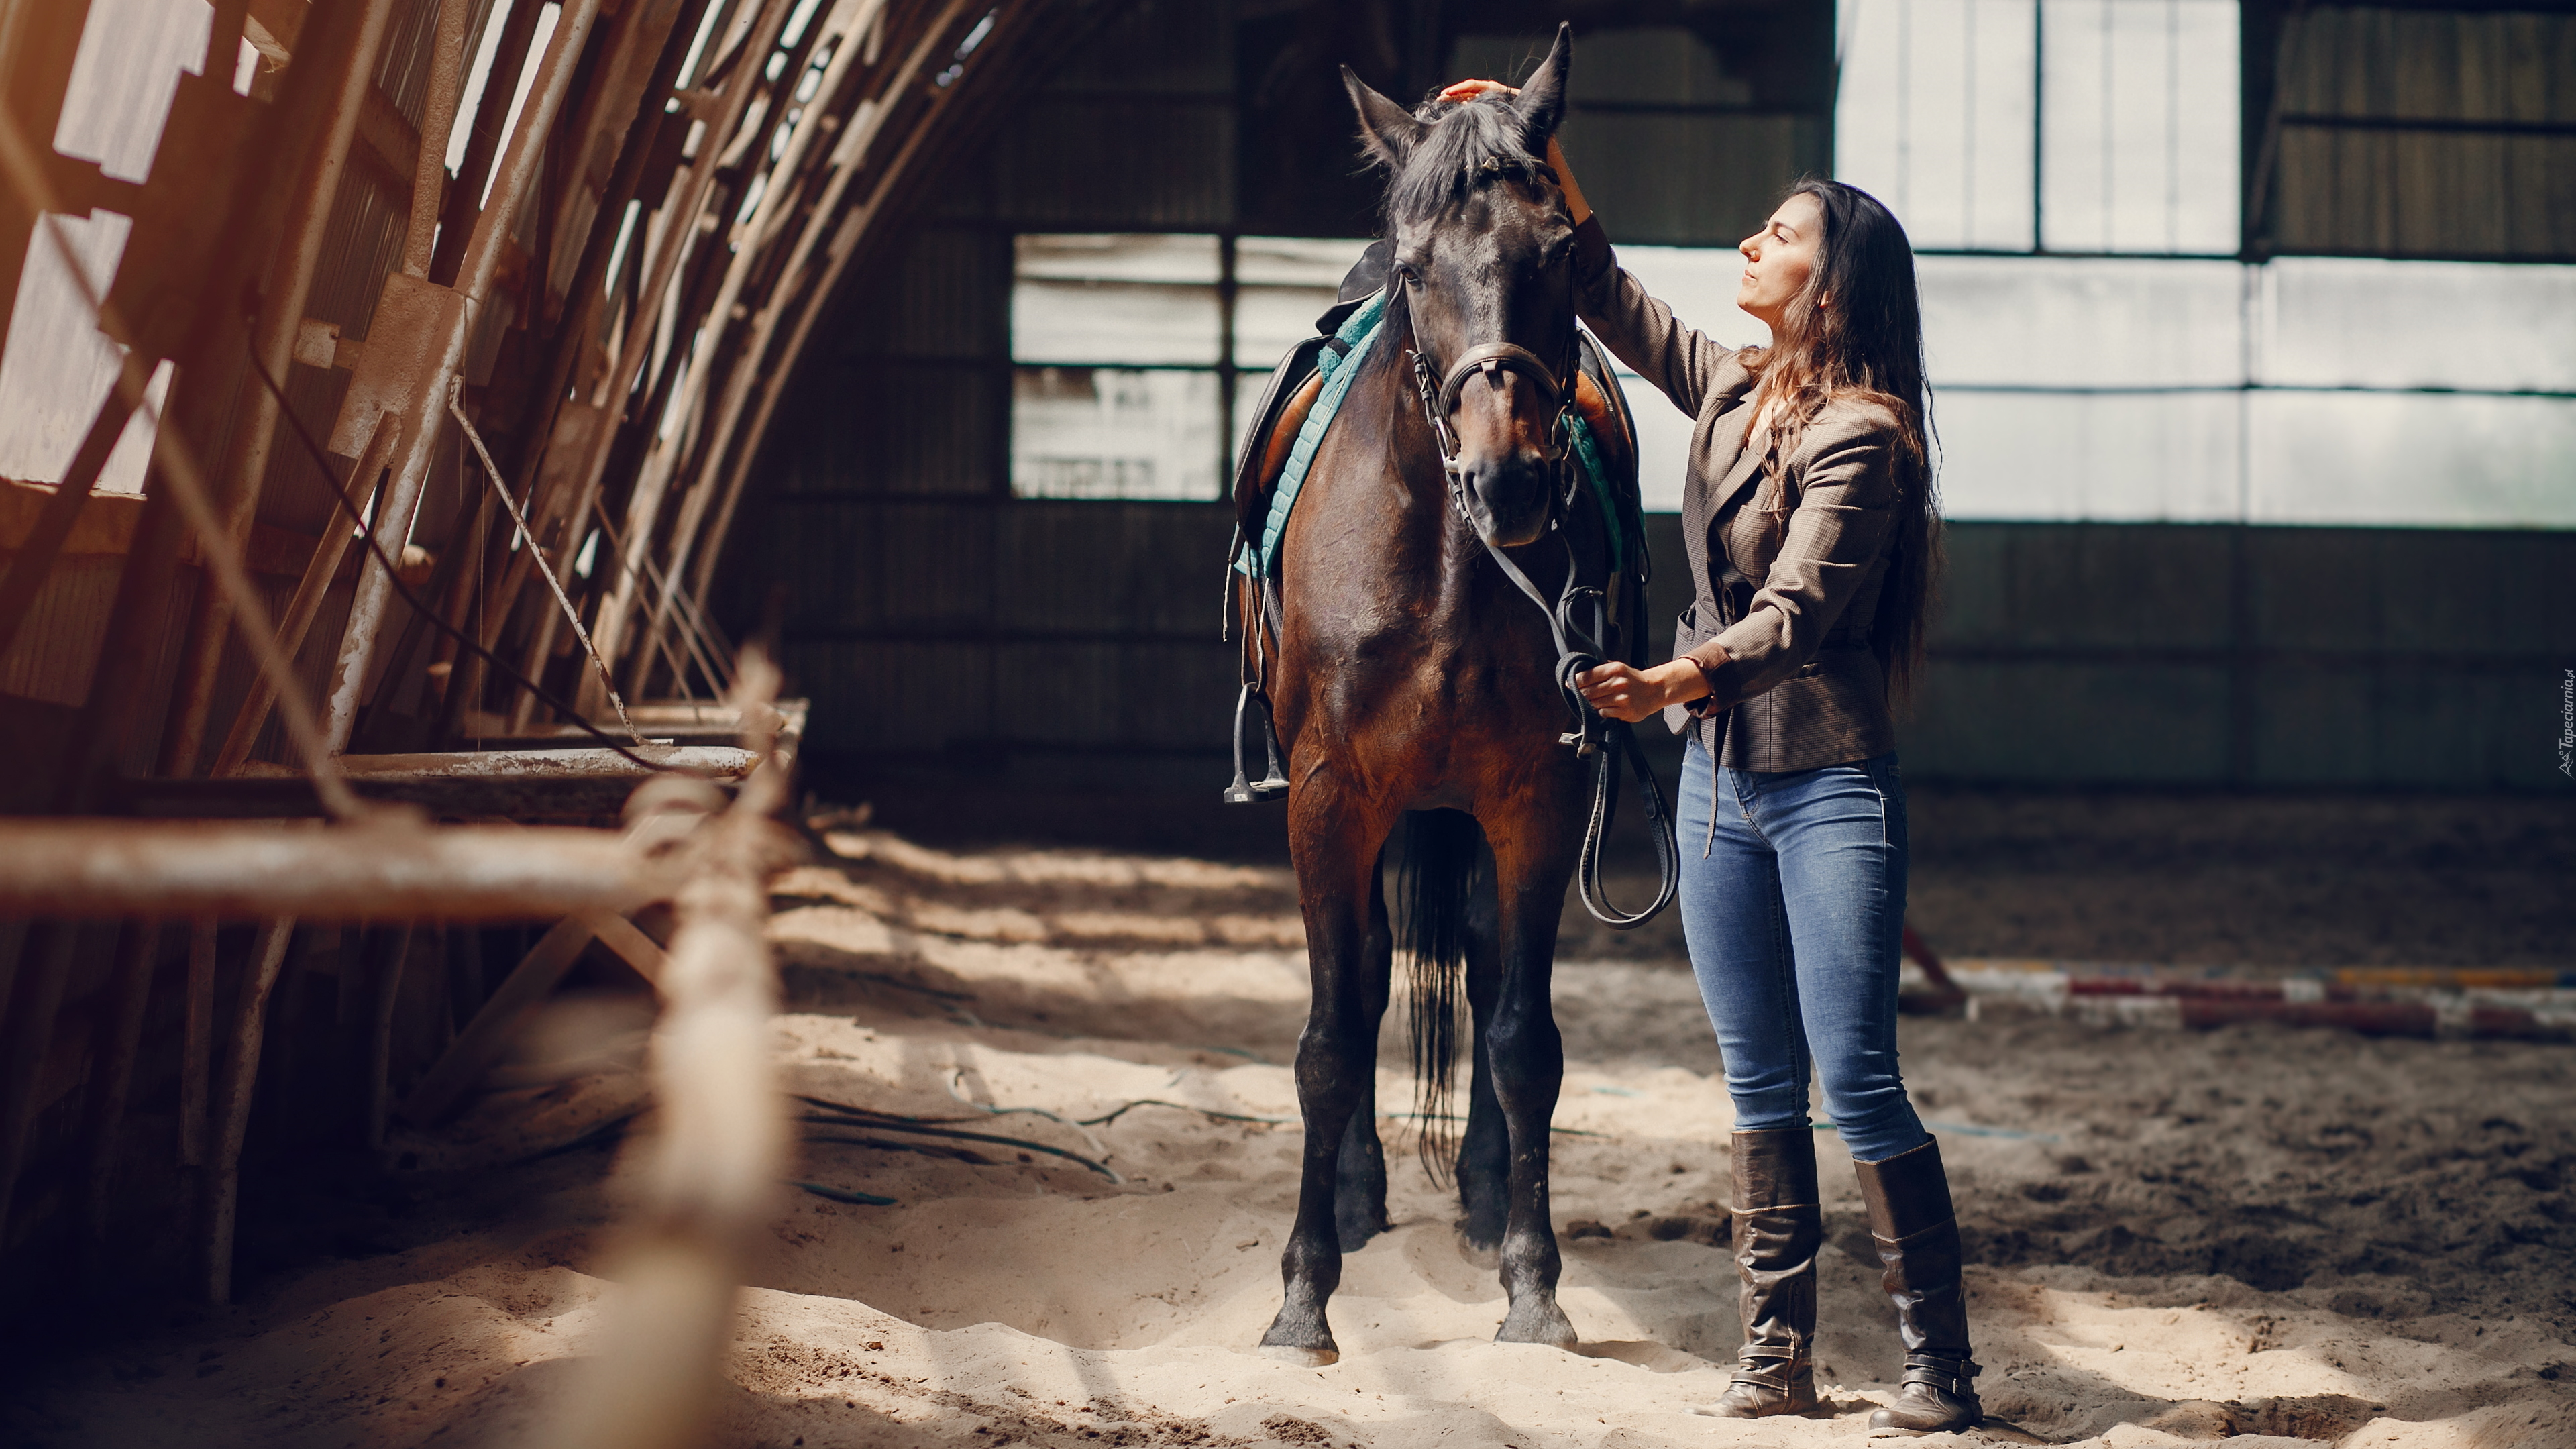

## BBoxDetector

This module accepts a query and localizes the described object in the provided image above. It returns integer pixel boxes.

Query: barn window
[1008,233,1369,500]
[1835,0,2242,256]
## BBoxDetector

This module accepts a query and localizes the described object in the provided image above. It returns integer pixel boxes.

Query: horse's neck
[1337,349,1487,612]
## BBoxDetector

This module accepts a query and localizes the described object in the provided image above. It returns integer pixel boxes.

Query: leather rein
[1395,284,1680,930]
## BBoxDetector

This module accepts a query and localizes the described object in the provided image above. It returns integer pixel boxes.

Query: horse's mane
[1374,95,1551,227]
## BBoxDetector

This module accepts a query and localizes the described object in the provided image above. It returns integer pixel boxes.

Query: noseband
[1406,333,1582,523]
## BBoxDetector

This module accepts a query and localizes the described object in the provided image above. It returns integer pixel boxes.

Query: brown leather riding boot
[1699,1128,1823,1417]
[1854,1138,1983,1435]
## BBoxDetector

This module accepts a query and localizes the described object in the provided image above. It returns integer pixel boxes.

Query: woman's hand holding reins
[1574,658,1710,723]
[1437,78,1593,225]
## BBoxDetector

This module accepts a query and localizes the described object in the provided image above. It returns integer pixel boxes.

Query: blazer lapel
[1706,413,1768,523]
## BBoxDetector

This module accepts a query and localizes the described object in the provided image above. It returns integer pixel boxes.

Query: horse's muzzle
[1458,446,1557,548]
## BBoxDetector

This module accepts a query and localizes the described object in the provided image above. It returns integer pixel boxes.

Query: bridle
[1404,299,1585,529]
[1393,277,1680,930]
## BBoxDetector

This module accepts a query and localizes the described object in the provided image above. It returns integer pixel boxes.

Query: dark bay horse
[1251,29,1631,1366]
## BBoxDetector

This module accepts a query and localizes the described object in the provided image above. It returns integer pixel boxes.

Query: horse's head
[1342,26,1575,549]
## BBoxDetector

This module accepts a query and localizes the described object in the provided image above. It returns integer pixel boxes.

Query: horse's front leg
[1332,859,1395,1252]
[1261,781,1395,1366]
[1456,855,1509,1264]
[1483,807,1581,1348]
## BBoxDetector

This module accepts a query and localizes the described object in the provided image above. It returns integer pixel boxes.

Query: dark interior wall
[726,0,2576,797]
[2249,2,2576,262]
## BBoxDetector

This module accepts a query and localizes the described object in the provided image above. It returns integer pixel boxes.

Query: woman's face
[1736,192,1825,332]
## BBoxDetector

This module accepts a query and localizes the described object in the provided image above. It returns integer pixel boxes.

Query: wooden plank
[590,912,668,991]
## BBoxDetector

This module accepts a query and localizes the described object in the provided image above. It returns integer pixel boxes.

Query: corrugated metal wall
[2260,5,2576,260]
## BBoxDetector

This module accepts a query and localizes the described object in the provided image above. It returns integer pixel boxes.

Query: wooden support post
[0,922,83,1238]
[80,917,166,1244]
[592,912,669,991]
[366,924,417,1150]
[178,919,217,1167]
[205,918,296,1305]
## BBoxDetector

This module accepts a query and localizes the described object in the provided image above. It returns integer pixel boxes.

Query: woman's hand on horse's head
[1575,659,1709,723]
[1437,80,1593,226]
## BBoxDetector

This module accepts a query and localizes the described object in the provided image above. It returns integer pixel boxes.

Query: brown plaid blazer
[1572,217,1903,773]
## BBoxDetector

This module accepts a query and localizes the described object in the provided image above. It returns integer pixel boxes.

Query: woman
[1438,79,1974,1434]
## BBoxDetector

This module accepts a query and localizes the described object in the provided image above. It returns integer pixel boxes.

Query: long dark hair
[1737,178,1942,711]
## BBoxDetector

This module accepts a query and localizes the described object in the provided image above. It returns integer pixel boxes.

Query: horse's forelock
[1382,98,1548,227]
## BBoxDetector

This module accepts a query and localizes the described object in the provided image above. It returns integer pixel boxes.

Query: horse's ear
[1342,66,1424,168]
[1513,23,1572,144]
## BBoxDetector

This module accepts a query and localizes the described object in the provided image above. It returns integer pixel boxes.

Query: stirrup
[1221,684,1289,804]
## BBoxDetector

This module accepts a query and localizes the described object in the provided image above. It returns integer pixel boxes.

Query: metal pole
[209,409,400,775]
[0,820,675,921]
[322,0,606,752]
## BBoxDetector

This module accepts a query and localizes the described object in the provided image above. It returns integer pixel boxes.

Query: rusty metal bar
[158,0,401,780]
[400,0,476,279]
[0,820,675,921]
[542,656,788,1449]
[339,744,756,781]
[209,409,400,777]
[323,0,605,752]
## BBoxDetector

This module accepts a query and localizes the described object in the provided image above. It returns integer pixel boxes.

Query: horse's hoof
[1260,1344,1339,1368]
[1336,1210,1389,1254]
[1495,1299,1578,1350]
[1452,1228,1501,1270]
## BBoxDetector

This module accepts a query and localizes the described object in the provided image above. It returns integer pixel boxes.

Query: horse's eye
[1391,260,1421,286]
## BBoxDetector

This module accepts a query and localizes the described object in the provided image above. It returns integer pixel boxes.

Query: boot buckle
[1898,1353,1980,1398]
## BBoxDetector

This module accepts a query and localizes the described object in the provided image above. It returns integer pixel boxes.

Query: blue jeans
[1675,743,1927,1165]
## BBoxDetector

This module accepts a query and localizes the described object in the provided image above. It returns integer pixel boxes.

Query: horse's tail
[1397,809,1479,1182]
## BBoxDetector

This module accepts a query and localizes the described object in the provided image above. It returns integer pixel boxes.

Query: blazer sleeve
[1571,215,1735,417]
[1686,408,1903,711]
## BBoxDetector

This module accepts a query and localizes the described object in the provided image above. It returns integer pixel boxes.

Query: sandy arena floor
[9,819,2576,1448]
